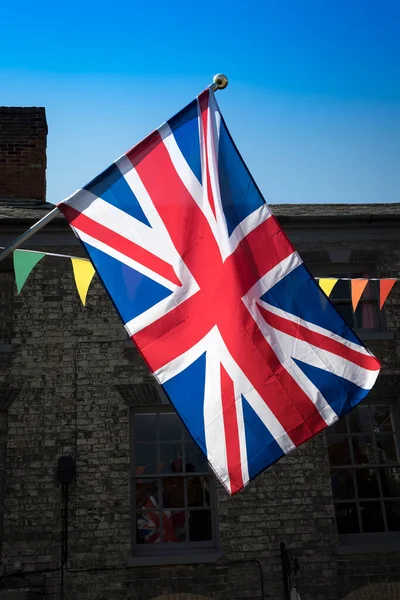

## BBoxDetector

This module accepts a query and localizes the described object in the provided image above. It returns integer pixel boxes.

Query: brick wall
[0,108,47,201]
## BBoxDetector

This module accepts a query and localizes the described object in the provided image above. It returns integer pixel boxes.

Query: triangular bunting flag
[380,279,396,310]
[318,278,338,298]
[351,279,369,312]
[71,258,95,306]
[13,250,45,294]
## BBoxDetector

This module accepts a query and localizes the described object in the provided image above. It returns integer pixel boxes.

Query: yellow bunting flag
[351,279,369,312]
[71,258,95,306]
[318,278,338,298]
[380,279,396,310]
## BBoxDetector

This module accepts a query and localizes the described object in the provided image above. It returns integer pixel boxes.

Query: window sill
[127,550,223,567]
[338,534,400,555]
[356,331,394,341]
[0,344,18,353]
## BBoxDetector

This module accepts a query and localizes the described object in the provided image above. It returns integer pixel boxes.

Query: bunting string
[3,247,398,310]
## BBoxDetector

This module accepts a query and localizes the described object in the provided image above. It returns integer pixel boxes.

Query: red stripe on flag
[220,364,244,494]
[59,204,181,288]
[258,305,381,372]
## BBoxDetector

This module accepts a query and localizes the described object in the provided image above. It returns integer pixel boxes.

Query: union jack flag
[58,87,380,494]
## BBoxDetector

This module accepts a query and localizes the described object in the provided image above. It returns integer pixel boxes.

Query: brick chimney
[0,107,47,203]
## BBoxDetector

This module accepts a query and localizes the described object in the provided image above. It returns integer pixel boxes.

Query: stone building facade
[0,107,400,600]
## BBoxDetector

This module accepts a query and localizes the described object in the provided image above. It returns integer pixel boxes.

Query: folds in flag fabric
[58,87,380,494]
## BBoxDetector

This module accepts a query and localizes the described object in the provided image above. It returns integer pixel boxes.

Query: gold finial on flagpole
[212,74,229,91]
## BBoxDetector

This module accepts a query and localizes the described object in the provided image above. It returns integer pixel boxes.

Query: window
[328,271,382,332]
[328,401,400,536]
[131,408,218,556]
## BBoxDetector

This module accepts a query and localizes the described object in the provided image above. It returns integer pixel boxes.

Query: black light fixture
[56,456,75,485]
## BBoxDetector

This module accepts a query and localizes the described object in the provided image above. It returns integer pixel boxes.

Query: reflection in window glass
[135,479,159,509]
[163,510,186,543]
[136,511,160,544]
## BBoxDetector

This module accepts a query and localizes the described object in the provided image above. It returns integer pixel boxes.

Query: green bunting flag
[13,250,46,294]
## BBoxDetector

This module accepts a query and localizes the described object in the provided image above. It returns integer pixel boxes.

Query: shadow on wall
[341,582,400,599]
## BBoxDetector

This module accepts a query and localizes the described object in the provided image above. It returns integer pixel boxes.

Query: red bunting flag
[380,279,396,310]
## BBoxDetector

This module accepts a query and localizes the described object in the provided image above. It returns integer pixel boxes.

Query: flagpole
[0,74,229,265]
[0,206,61,262]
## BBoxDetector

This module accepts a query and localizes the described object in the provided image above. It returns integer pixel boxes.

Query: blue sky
[1,0,399,204]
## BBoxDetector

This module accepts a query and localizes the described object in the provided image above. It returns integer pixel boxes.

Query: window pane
[355,302,379,330]
[136,511,160,544]
[360,502,385,532]
[349,406,371,433]
[331,280,350,300]
[334,303,354,328]
[159,413,182,441]
[334,503,359,534]
[385,501,400,531]
[162,477,184,508]
[380,467,400,498]
[371,405,394,433]
[189,510,212,541]
[329,418,347,435]
[356,468,380,498]
[135,479,159,509]
[134,414,157,442]
[331,470,355,500]
[352,435,376,464]
[376,435,399,464]
[135,444,158,475]
[185,442,209,473]
[160,443,183,473]
[163,510,186,542]
[328,436,351,465]
[188,476,211,507]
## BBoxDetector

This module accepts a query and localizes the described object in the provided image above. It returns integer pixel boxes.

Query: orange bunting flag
[380,279,396,310]
[351,279,369,312]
